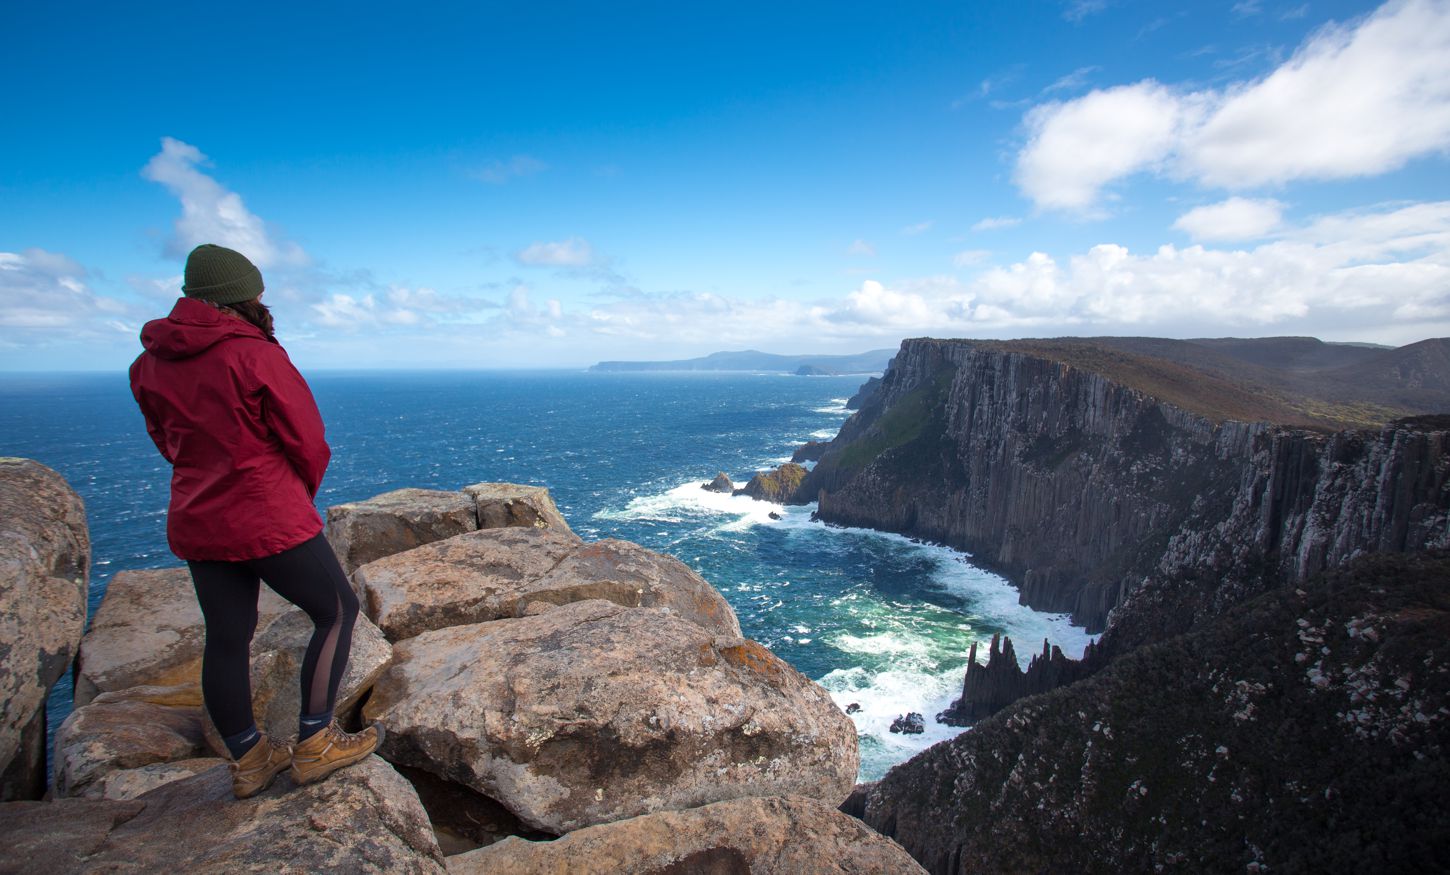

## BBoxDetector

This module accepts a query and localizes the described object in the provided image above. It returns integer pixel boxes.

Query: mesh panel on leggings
[305,590,345,716]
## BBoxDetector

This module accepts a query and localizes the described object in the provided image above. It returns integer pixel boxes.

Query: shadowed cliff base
[862,550,1450,874]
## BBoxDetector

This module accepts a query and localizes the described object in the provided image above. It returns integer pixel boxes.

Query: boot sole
[288,724,385,786]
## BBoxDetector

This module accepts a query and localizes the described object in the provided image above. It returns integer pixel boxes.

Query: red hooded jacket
[129,297,330,561]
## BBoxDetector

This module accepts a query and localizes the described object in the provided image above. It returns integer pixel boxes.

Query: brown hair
[221,298,275,340]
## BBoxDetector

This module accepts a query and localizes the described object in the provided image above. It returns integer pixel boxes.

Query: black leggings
[187,532,359,738]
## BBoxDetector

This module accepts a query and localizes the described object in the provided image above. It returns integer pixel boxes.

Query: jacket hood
[141,297,270,360]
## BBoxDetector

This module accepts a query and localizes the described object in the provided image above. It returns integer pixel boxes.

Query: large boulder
[363,600,858,834]
[351,529,739,641]
[0,757,445,873]
[326,488,479,574]
[0,457,90,800]
[52,686,209,798]
[463,482,574,536]
[74,566,392,742]
[74,567,289,706]
[448,795,927,875]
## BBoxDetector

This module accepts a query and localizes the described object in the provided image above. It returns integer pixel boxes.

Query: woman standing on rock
[130,243,381,799]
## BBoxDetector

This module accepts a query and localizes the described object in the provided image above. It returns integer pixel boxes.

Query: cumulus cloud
[971,200,1450,330]
[142,137,308,268]
[847,239,877,256]
[1016,0,1450,210]
[311,285,499,331]
[825,279,948,327]
[1173,197,1285,241]
[0,249,132,337]
[514,237,597,267]
[1017,81,1190,211]
[953,249,992,267]
[550,200,1449,347]
[471,154,547,184]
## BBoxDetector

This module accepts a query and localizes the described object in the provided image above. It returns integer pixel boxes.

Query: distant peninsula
[589,348,895,375]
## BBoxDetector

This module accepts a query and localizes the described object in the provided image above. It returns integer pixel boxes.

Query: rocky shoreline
[0,461,923,873]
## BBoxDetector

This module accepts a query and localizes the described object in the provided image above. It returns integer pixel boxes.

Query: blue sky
[3,0,1448,369]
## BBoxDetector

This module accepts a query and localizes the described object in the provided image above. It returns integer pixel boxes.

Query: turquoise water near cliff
[1,369,1093,781]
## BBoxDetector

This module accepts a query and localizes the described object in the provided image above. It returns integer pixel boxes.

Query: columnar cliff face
[802,339,1450,636]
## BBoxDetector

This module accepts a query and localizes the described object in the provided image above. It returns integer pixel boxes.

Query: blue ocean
[1,369,1093,781]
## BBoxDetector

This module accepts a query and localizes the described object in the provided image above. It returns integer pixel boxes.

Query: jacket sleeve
[254,346,331,498]
[129,362,175,464]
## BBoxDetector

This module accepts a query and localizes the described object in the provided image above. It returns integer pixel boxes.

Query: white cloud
[972,216,1023,231]
[471,155,547,184]
[575,200,1448,346]
[514,237,596,267]
[1173,197,1285,241]
[310,285,498,331]
[142,137,308,269]
[1015,0,1450,210]
[847,239,877,256]
[0,249,132,336]
[953,249,992,267]
[1017,82,1189,211]
[900,220,934,236]
[1186,0,1450,188]
[264,199,1450,364]
[972,201,1450,330]
[825,280,942,327]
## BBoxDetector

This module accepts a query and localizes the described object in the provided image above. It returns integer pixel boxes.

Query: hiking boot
[230,734,292,799]
[288,720,384,786]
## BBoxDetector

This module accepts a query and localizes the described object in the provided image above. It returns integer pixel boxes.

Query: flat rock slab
[0,757,444,874]
[364,600,858,834]
[75,566,392,741]
[52,688,209,798]
[529,539,742,637]
[327,488,479,574]
[448,795,927,875]
[0,457,90,798]
[353,529,739,641]
[463,482,574,536]
[351,527,581,641]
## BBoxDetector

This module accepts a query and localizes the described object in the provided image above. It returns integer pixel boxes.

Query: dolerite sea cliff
[790,336,1450,872]
[801,337,1450,635]
[0,466,924,874]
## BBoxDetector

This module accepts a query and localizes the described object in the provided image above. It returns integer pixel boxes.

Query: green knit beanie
[181,244,264,305]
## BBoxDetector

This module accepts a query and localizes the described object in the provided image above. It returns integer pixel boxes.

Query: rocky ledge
[0,470,901,872]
